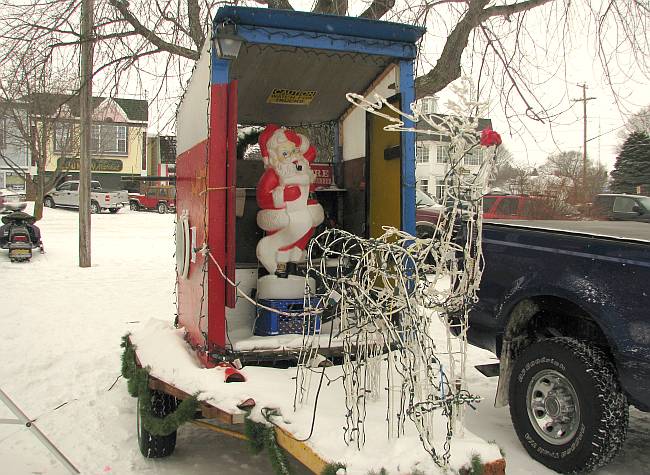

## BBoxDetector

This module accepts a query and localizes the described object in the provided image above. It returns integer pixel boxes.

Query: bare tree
[540,150,608,202]
[0,52,79,220]
[620,105,650,137]
[0,1,648,140]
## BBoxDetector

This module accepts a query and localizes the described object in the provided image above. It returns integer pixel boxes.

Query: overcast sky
[417,1,650,171]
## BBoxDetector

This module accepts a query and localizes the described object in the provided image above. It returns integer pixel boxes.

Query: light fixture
[213,21,243,59]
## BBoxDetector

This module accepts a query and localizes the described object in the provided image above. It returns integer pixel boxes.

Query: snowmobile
[0,211,44,262]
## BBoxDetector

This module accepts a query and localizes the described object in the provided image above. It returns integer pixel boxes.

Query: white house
[414,96,492,200]
[0,101,31,191]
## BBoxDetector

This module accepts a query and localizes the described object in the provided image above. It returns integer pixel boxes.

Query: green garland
[321,463,346,475]
[121,334,199,436]
[122,336,349,474]
[244,418,292,475]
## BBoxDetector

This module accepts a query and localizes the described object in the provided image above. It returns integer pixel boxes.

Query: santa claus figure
[256,124,324,276]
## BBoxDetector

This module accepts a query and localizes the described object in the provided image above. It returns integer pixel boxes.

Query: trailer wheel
[137,390,178,458]
[509,337,628,474]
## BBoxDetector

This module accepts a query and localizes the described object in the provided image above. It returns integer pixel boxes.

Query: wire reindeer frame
[294,81,500,466]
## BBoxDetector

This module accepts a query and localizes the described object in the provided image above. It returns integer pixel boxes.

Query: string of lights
[294,82,497,466]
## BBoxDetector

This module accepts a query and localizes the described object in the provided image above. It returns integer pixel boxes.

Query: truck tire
[130,201,140,211]
[44,196,55,208]
[137,390,178,458]
[509,337,628,474]
[157,202,168,214]
[415,221,436,239]
[90,201,100,214]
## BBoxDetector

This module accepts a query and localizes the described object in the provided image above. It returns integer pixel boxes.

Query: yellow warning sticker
[267,89,317,105]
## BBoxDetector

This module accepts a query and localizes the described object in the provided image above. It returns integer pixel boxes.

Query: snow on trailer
[125,6,505,474]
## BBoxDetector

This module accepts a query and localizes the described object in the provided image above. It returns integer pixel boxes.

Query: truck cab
[593,193,650,222]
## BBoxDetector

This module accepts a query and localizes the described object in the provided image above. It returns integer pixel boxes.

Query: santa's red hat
[258,124,282,158]
[258,124,313,160]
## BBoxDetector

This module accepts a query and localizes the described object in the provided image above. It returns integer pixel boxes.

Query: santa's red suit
[256,125,324,275]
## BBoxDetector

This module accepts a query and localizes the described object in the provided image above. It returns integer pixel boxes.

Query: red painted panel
[207,84,228,351]
[175,139,210,351]
[225,80,238,308]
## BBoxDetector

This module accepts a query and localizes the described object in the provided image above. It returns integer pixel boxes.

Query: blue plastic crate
[254,298,321,336]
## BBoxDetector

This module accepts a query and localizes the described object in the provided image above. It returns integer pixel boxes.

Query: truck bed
[485,219,650,243]
[473,218,650,411]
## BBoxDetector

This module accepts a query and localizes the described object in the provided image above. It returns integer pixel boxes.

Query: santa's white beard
[271,158,313,185]
[273,160,296,179]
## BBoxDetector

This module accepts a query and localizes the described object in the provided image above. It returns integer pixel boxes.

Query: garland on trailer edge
[244,417,292,475]
[121,334,199,436]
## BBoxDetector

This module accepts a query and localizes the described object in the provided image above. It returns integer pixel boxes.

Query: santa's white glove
[272,186,285,208]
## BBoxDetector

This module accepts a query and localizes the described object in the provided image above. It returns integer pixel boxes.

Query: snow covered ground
[1,204,648,474]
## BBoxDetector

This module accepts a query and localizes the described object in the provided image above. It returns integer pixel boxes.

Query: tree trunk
[33,171,44,220]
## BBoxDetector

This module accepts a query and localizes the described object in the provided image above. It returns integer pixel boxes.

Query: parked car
[43,180,129,214]
[0,188,27,213]
[129,185,176,214]
[469,220,650,473]
[482,194,578,220]
[591,193,650,223]
[415,189,444,238]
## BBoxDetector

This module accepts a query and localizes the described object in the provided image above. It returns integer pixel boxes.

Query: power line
[587,124,625,143]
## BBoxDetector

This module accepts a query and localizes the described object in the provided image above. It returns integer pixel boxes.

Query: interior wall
[341,65,398,163]
[340,64,399,237]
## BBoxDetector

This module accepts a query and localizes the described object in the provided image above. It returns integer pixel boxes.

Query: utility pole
[79,0,94,267]
[572,84,596,202]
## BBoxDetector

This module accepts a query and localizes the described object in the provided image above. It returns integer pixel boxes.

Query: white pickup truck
[44,180,129,214]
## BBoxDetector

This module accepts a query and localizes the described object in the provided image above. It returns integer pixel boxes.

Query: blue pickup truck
[470,220,650,473]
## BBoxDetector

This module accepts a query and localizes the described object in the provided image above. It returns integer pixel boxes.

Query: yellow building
[33,94,148,190]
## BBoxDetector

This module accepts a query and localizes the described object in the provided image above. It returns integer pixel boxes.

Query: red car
[415,193,579,237]
[129,186,176,214]
[482,194,577,220]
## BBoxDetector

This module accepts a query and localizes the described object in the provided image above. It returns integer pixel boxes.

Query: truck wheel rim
[526,369,580,445]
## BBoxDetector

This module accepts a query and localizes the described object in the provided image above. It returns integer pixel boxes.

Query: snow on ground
[1,204,649,474]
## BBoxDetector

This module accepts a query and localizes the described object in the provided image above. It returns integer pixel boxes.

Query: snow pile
[130,318,501,474]
[1,204,647,475]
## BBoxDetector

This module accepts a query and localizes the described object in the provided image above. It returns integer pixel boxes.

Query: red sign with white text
[311,164,334,189]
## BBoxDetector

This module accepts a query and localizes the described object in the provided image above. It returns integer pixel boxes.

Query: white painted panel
[176,41,211,155]
[341,65,399,162]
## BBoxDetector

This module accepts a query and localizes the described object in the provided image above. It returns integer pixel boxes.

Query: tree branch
[312,0,348,15]
[415,0,556,99]
[93,48,163,77]
[186,0,206,50]
[359,0,396,20]
[415,0,490,98]
[0,152,29,181]
[107,0,199,60]
[481,0,554,20]
[251,0,295,11]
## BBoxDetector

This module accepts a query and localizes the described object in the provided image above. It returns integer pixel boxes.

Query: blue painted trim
[237,26,417,59]
[214,6,425,44]
[211,49,231,84]
[400,60,416,235]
